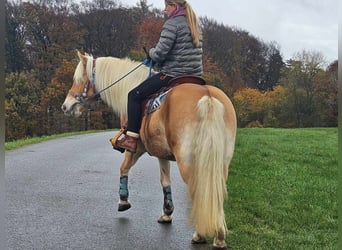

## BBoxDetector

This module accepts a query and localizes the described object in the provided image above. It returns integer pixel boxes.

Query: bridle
[68,58,97,109]
[69,80,95,107]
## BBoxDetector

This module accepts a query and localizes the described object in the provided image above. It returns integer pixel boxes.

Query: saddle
[168,75,206,87]
[143,75,206,115]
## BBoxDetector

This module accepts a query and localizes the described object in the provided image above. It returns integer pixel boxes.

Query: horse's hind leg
[191,231,207,244]
[157,158,174,223]
[192,227,227,249]
[118,150,143,211]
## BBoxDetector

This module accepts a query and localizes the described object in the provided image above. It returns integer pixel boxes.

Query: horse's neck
[94,57,150,116]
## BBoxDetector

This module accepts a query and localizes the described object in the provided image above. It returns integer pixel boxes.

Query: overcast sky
[120,0,338,64]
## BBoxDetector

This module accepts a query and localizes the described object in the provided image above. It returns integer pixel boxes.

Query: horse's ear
[77,50,87,65]
[77,49,83,59]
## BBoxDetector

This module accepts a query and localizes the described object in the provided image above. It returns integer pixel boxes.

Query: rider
[116,0,203,153]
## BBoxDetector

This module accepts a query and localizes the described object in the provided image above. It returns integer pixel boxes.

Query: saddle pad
[145,89,171,115]
[143,75,205,115]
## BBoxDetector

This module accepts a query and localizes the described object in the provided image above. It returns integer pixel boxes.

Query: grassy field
[226,128,338,250]
[5,128,338,249]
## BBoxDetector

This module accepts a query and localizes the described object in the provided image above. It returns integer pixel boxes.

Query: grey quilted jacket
[149,15,203,77]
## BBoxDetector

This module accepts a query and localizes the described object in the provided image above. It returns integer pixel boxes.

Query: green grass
[5,128,338,249]
[226,128,338,250]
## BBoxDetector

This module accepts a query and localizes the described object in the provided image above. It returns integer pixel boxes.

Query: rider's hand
[142,47,155,66]
[142,57,152,65]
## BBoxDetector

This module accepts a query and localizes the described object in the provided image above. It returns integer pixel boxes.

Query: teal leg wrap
[119,176,129,201]
[163,186,174,215]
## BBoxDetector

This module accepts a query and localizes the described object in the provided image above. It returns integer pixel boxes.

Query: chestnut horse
[61,51,237,249]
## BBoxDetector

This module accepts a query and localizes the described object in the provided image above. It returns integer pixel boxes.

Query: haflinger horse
[61,51,237,249]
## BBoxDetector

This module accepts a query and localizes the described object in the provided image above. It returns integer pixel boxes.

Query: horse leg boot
[117,150,144,211]
[118,175,131,211]
[157,185,174,223]
[157,159,174,223]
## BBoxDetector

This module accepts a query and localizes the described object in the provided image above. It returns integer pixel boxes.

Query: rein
[86,61,146,101]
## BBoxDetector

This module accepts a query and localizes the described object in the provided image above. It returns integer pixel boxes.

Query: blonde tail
[189,95,231,237]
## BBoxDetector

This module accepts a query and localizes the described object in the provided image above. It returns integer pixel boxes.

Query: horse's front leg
[118,150,143,211]
[157,159,174,223]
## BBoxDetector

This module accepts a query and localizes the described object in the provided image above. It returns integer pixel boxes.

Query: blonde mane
[75,55,151,116]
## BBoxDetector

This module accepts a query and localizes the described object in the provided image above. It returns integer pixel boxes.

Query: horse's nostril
[61,105,66,112]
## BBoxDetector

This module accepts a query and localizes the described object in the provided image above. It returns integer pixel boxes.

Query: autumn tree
[19,2,84,86]
[5,72,41,141]
[312,60,338,126]
[232,85,287,127]
[200,17,283,91]
[233,88,265,127]
[201,17,244,87]
[5,1,30,73]
[40,59,76,113]
[134,17,164,52]
[259,41,284,90]
[262,85,287,127]
[280,50,325,127]
[239,32,267,89]
[72,2,143,57]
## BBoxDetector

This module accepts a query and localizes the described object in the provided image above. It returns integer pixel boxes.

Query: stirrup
[116,135,138,153]
[109,127,127,153]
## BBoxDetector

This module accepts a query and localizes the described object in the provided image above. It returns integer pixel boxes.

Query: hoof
[212,246,228,250]
[191,232,207,244]
[212,241,228,250]
[191,238,207,245]
[118,203,131,212]
[191,239,207,245]
[157,214,172,224]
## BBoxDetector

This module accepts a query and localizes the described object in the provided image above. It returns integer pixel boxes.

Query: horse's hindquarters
[141,83,237,166]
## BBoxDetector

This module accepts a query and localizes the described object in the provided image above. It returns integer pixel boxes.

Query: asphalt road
[6,132,211,250]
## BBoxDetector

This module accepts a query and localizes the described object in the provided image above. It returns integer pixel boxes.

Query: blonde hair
[166,0,201,47]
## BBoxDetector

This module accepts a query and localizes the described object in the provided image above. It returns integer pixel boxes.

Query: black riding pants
[127,72,173,133]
